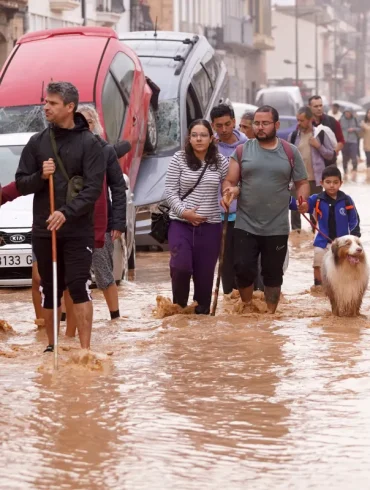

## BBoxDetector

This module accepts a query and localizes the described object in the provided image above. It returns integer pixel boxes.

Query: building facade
[129,0,275,104]
[0,0,129,68]
[271,0,369,102]
[0,0,28,67]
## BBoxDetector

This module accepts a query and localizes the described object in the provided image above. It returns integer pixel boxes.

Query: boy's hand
[297,200,309,213]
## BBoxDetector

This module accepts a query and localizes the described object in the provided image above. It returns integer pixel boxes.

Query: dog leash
[298,196,333,244]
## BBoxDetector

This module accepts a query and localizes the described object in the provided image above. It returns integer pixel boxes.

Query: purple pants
[168,220,222,311]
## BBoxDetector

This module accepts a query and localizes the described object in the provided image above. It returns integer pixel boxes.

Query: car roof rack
[129,35,199,76]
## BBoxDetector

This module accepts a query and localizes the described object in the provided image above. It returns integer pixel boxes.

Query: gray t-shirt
[231,139,307,236]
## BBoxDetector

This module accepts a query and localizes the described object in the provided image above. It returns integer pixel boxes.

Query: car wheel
[113,235,128,286]
[128,237,136,271]
[144,104,158,152]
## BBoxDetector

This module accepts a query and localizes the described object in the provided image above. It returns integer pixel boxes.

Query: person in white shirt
[328,103,342,121]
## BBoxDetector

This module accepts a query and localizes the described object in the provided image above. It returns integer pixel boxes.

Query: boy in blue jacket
[290,165,359,286]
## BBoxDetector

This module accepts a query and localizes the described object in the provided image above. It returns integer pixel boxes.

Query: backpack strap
[344,195,354,211]
[290,130,298,146]
[318,130,325,145]
[315,197,322,219]
[280,139,295,170]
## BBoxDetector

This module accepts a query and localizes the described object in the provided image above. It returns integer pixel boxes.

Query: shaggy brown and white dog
[322,235,369,317]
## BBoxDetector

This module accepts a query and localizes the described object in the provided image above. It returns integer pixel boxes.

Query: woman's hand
[220,186,240,212]
[182,207,207,226]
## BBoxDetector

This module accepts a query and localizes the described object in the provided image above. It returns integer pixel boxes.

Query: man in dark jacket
[15,81,105,352]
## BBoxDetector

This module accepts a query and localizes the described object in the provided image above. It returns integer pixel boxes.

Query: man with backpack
[309,95,344,154]
[288,106,335,232]
[221,105,309,313]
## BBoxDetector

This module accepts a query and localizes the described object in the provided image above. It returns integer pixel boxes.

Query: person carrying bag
[164,119,229,315]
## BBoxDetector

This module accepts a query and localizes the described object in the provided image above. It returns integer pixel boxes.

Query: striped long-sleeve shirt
[165,150,229,224]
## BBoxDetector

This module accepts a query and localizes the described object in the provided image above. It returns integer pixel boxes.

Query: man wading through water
[16,82,105,352]
[210,104,247,294]
[221,106,310,313]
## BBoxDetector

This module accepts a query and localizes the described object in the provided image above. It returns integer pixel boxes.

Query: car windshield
[0,145,23,186]
[0,105,47,134]
[123,52,182,153]
[156,98,181,152]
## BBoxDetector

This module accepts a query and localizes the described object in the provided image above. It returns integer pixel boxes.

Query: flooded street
[1,177,370,490]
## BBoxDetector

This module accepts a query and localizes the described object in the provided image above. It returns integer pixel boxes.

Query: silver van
[120,31,229,247]
[255,86,304,117]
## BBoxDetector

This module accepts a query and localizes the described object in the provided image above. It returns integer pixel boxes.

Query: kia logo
[10,234,26,243]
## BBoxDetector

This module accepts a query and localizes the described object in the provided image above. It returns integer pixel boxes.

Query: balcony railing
[96,0,124,25]
[49,0,80,12]
[224,16,254,49]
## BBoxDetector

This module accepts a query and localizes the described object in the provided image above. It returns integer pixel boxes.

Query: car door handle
[132,116,137,127]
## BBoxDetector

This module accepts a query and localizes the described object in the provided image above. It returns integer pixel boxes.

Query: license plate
[0,253,32,268]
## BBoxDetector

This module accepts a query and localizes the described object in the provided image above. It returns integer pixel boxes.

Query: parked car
[0,26,151,274]
[232,102,258,126]
[277,116,297,141]
[255,86,304,117]
[120,30,229,247]
[0,133,135,287]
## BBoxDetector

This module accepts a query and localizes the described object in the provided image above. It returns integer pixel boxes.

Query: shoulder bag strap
[181,161,210,201]
[50,128,69,182]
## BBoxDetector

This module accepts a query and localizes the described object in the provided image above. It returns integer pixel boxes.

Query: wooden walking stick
[211,209,230,317]
[49,174,58,369]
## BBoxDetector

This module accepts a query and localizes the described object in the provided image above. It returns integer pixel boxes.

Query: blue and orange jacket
[290,190,359,249]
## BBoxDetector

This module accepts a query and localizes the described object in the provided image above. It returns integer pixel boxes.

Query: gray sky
[273,0,295,5]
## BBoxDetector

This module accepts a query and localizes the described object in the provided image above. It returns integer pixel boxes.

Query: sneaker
[195,305,210,315]
[43,344,54,353]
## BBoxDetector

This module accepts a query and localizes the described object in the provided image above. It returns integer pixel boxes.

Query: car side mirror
[114,140,132,159]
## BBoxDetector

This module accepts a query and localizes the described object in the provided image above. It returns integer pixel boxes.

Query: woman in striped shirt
[165,119,229,315]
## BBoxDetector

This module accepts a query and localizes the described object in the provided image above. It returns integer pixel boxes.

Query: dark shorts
[32,235,94,309]
[233,229,288,288]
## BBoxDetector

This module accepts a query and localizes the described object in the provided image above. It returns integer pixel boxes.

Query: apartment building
[0,0,128,67]
[129,0,275,104]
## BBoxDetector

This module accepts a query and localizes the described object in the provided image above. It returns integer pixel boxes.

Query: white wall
[267,10,325,91]
[27,0,129,32]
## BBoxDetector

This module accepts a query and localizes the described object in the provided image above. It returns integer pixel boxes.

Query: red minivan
[0,27,158,189]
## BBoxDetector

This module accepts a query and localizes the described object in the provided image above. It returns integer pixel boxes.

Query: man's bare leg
[73,301,93,349]
[264,286,281,314]
[239,285,254,304]
[314,267,322,285]
[43,307,62,346]
[103,283,120,319]
[64,290,77,337]
[32,262,43,321]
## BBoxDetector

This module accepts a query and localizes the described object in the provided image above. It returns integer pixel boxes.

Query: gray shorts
[92,232,115,290]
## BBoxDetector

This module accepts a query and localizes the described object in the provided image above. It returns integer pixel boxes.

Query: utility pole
[315,12,318,94]
[333,20,337,99]
[81,0,86,26]
[295,0,299,86]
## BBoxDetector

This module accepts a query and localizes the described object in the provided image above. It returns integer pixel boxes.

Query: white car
[0,133,135,287]
[232,102,258,126]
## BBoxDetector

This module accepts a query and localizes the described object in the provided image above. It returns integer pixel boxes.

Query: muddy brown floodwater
[1,177,370,490]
